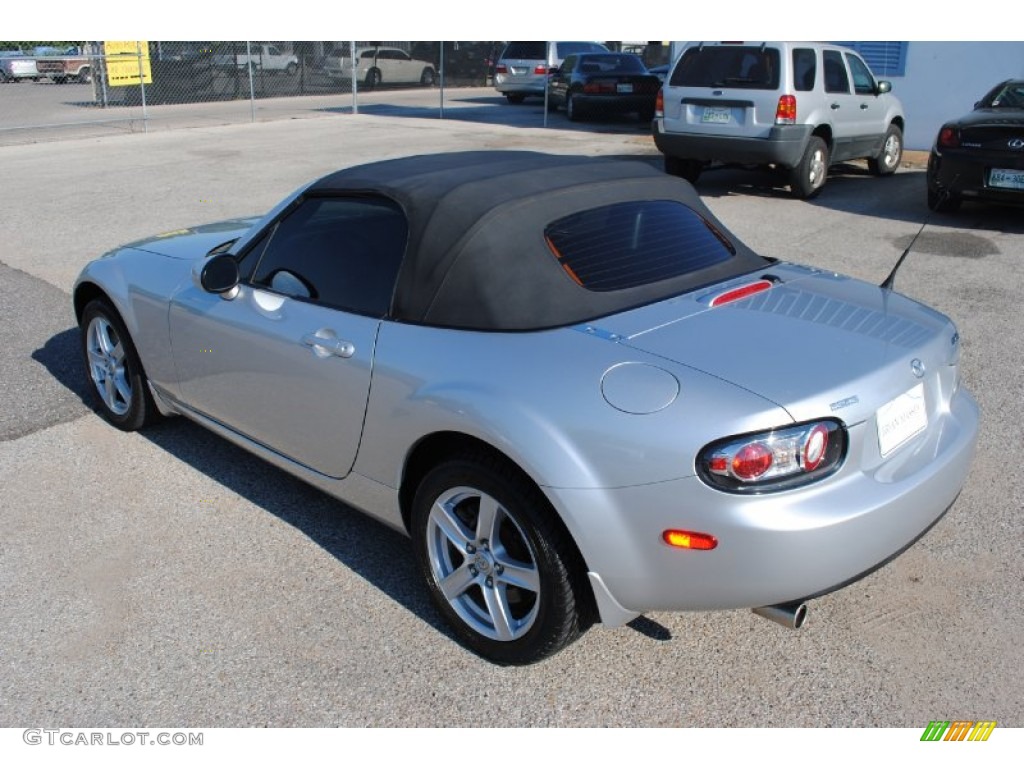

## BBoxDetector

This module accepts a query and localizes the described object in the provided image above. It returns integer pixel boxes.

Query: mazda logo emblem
[1010,138,1024,150]
[911,358,926,378]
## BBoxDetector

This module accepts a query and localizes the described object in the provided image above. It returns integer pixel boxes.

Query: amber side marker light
[663,530,718,550]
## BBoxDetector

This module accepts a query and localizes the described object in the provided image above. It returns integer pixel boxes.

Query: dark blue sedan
[547,52,661,122]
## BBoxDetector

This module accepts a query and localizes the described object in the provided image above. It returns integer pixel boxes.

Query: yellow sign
[104,41,152,85]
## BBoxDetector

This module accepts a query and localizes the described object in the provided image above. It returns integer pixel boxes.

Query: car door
[549,55,576,106]
[167,195,407,479]
[821,49,859,161]
[844,52,888,156]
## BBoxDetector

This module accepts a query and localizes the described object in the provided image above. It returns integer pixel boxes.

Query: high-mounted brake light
[776,94,797,125]
[709,280,773,307]
[699,420,847,493]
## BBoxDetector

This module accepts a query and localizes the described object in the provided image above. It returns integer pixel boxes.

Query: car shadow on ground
[32,325,671,649]
[692,162,1024,235]
[317,96,655,135]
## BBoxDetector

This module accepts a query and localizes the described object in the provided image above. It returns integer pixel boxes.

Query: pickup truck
[33,46,93,84]
[215,44,299,75]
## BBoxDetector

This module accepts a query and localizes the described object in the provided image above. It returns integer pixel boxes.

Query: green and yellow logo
[921,721,997,741]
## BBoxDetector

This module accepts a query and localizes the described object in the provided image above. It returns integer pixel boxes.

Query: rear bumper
[928,148,1024,205]
[654,120,812,167]
[546,386,979,619]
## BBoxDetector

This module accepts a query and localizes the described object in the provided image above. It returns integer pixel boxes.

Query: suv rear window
[544,200,736,292]
[670,45,780,90]
[501,42,546,60]
[556,42,608,58]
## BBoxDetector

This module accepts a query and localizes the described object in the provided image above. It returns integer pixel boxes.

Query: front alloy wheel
[80,299,159,431]
[411,454,589,665]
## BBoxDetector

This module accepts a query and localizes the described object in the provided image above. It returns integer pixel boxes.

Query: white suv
[653,42,905,198]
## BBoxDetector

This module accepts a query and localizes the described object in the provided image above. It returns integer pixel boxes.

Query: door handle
[302,332,355,358]
[860,103,869,110]
[830,102,840,110]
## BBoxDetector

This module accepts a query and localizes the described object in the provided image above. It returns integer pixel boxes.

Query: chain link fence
[0,41,671,144]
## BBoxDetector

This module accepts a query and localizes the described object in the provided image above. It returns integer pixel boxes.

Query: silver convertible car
[74,152,979,665]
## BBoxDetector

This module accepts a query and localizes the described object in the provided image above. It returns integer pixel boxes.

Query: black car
[927,79,1024,212]
[547,52,661,122]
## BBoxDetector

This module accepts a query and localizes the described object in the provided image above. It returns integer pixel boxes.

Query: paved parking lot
[1,109,1022,728]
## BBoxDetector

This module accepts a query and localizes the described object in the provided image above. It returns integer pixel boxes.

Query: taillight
[776,94,796,125]
[655,87,664,118]
[699,420,847,493]
[937,126,959,148]
[533,65,547,75]
[583,81,614,94]
[495,64,508,75]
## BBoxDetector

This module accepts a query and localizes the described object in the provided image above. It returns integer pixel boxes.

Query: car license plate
[989,168,1024,190]
[876,383,927,458]
[617,83,634,94]
[701,107,731,124]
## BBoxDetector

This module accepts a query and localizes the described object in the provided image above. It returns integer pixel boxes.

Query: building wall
[900,42,1024,149]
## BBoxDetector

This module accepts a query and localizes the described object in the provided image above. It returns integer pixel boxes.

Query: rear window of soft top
[544,200,736,292]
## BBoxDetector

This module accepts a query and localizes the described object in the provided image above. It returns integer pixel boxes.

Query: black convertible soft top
[311,151,769,331]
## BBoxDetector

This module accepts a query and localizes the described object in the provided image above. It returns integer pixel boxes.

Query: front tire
[77,67,93,84]
[80,299,160,431]
[868,124,903,176]
[790,136,829,199]
[285,61,298,76]
[411,453,589,665]
[420,67,436,86]
[364,68,381,89]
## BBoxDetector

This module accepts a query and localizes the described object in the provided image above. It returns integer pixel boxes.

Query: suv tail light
[533,65,548,75]
[495,64,508,75]
[655,87,664,118]
[698,420,847,493]
[775,94,797,125]
[938,126,959,148]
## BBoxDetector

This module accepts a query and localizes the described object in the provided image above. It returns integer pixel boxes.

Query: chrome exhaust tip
[752,601,808,630]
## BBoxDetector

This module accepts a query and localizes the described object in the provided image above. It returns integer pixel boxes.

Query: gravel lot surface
[1,105,1021,730]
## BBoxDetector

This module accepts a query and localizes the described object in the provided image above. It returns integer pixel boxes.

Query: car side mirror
[876,80,892,95]
[200,253,240,297]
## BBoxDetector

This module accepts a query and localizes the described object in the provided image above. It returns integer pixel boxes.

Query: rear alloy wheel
[420,67,436,86]
[411,454,588,665]
[285,61,298,76]
[77,67,92,84]
[365,68,381,89]
[790,136,829,199]
[80,299,160,431]
[868,124,903,176]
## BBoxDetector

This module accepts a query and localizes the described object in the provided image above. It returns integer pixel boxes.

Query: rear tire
[790,136,829,199]
[505,93,525,104]
[566,92,585,122]
[364,68,381,89]
[868,124,903,176]
[411,452,590,665]
[927,186,962,213]
[420,67,436,86]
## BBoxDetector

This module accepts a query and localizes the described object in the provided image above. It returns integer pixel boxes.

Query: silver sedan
[73,151,979,664]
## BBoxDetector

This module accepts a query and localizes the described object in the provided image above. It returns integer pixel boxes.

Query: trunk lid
[600,264,960,426]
